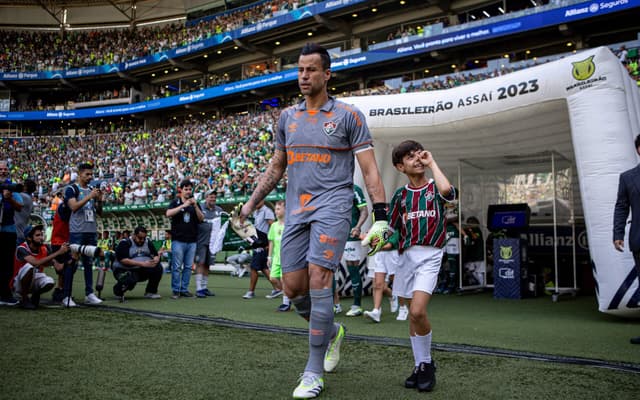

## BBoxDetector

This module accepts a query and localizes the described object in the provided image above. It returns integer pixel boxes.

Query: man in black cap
[195,190,225,298]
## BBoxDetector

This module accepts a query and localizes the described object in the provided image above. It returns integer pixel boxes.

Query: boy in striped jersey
[388,140,456,392]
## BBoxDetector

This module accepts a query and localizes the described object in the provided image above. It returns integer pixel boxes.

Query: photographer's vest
[112,238,152,270]
[69,185,97,234]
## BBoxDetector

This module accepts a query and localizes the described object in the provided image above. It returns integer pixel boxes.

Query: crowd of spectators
[0,111,284,214]
[11,86,133,112]
[0,57,550,212]
[615,45,640,84]
[0,110,282,213]
[2,40,638,216]
[383,18,449,43]
[0,0,320,72]
[0,0,553,74]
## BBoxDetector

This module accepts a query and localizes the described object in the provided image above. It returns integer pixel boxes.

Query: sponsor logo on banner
[566,55,606,91]
[498,267,515,279]
[500,245,513,260]
[571,56,595,80]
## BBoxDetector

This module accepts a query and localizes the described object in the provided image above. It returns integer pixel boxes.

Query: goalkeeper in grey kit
[236,43,389,399]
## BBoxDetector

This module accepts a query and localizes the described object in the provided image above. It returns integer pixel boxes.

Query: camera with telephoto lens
[0,182,24,192]
[69,244,101,258]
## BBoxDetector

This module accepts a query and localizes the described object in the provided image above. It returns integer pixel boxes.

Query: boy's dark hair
[635,134,640,149]
[300,43,331,70]
[179,179,192,189]
[392,140,424,165]
[134,226,147,235]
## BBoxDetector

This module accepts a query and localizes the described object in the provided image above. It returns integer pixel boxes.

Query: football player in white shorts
[387,140,456,393]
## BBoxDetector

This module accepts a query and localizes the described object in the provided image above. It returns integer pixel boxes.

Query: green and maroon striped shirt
[389,179,456,252]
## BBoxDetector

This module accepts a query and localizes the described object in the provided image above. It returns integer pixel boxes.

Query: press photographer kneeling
[112,226,162,301]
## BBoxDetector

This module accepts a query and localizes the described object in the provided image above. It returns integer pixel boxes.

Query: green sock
[347,265,362,307]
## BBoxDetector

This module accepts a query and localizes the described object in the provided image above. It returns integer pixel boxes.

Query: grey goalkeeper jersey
[276,96,373,225]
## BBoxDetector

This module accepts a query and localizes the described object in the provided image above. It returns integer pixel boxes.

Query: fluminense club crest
[323,120,337,135]
[424,190,434,201]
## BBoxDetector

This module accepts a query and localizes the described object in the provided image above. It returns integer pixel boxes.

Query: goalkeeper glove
[230,202,259,244]
[361,220,390,256]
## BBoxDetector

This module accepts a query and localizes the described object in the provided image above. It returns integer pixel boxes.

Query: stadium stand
[0,0,637,223]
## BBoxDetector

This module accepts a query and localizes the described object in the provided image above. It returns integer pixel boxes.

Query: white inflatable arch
[346,46,640,317]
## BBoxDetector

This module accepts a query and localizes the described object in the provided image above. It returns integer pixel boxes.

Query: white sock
[410,336,420,367]
[195,274,203,291]
[283,295,290,305]
[415,332,432,364]
[202,275,208,289]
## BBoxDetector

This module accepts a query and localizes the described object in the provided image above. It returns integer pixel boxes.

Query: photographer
[112,226,162,300]
[165,179,203,299]
[50,203,103,308]
[13,224,69,309]
[66,162,104,305]
[14,179,36,245]
[0,160,23,305]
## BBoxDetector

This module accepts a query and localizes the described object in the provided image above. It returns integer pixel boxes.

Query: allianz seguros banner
[0,68,299,121]
[0,46,613,122]
[0,5,634,120]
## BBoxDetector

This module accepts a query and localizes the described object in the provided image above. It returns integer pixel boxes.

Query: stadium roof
[0,0,234,28]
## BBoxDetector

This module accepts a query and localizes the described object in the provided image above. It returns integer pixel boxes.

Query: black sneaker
[404,366,418,389]
[0,296,18,306]
[417,361,436,392]
[180,291,193,298]
[113,284,126,297]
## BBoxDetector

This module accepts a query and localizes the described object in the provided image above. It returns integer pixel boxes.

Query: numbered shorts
[343,240,364,263]
[281,215,350,273]
[12,264,54,299]
[393,246,444,298]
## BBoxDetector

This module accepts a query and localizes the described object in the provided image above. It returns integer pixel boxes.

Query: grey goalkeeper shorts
[280,212,350,274]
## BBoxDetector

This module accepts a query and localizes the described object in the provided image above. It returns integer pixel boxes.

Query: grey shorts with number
[281,213,350,274]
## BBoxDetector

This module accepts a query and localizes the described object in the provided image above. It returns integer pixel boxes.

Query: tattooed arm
[240,149,287,219]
